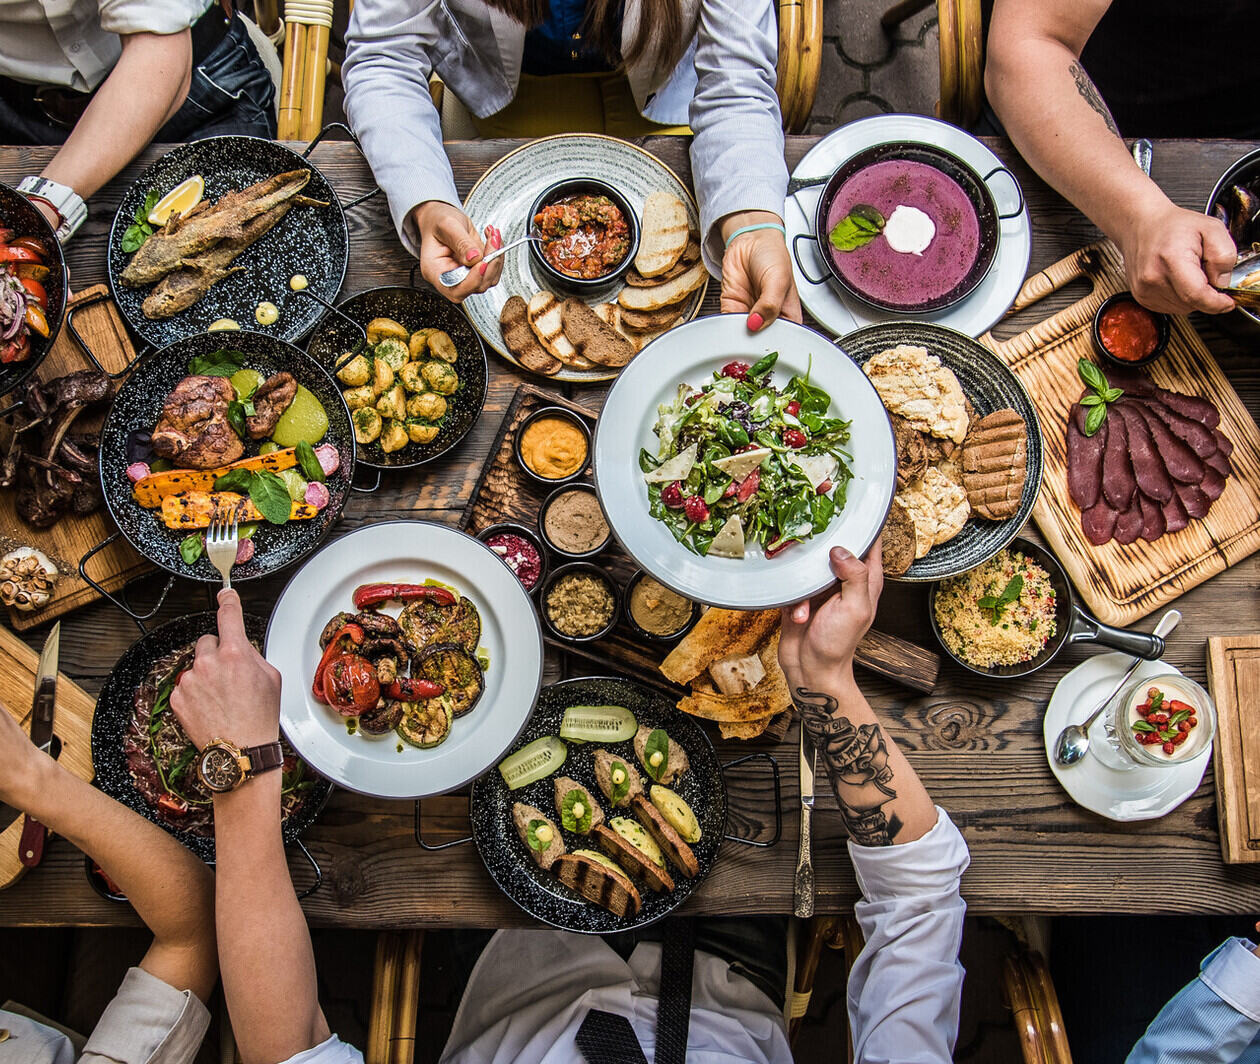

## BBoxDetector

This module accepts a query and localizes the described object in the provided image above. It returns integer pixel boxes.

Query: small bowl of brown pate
[540,562,620,643]
[539,483,611,559]
[622,569,701,643]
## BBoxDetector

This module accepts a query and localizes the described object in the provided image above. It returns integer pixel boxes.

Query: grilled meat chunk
[245,372,297,438]
[151,375,243,469]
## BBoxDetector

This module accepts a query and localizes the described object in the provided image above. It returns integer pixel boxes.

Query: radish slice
[314,444,340,476]
[305,481,330,509]
[234,538,255,565]
[126,462,151,483]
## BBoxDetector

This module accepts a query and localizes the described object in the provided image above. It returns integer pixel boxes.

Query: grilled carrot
[133,449,300,509]
[159,490,318,530]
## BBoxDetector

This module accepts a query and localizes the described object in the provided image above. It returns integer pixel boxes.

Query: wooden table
[1,135,1258,928]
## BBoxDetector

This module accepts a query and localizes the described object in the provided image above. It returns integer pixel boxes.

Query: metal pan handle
[291,837,324,900]
[790,232,831,288]
[982,165,1025,221]
[78,530,175,633]
[351,467,383,494]
[1067,605,1165,660]
[302,122,381,212]
[721,751,782,848]
[785,173,831,198]
[66,290,144,380]
[414,795,473,850]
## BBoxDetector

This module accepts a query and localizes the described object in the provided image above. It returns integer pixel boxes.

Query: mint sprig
[828,204,885,253]
[121,189,161,253]
[977,574,1023,625]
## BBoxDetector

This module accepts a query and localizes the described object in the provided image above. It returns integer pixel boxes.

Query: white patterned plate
[462,134,708,383]
[1043,654,1210,822]
[785,114,1031,339]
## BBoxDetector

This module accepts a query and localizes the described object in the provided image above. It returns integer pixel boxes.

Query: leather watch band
[242,741,285,778]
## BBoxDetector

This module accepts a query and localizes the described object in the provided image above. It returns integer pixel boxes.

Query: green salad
[639,352,853,557]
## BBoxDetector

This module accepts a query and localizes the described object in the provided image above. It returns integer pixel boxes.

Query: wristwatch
[196,737,285,793]
[17,176,88,243]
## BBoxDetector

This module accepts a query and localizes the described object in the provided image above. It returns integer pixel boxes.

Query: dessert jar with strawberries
[1106,674,1216,768]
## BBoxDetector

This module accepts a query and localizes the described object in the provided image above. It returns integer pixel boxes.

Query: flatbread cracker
[864,345,969,444]
[660,608,780,685]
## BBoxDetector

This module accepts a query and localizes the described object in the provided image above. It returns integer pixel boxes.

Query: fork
[205,511,239,591]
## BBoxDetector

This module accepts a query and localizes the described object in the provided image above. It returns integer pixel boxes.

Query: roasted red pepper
[14,262,49,282]
[385,677,445,701]
[352,582,457,611]
[323,654,381,716]
[312,623,363,702]
[157,793,189,815]
[23,303,49,338]
[18,277,46,307]
[8,237,46,258]
[0,245,41,263]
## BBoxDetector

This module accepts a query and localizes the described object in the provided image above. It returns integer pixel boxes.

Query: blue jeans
[0,14,275,146]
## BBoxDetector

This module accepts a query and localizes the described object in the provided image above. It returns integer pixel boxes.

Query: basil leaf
[1077,358,1109,395]
[214,468,254,494]
[227,400,248,438]
[639,448,660,474]
[249,469,293,524]
[828,203,886,252]
[609,761,631,805]
[188,348,245,376]
[1149,690,1164,713]
[136,188,160,225]
[526,819,550,852]
[179,533,204,565]
[1102,387,1124,403]
[1083,402,1107,437]
[643,729,670,782]
[749,351,778,378]
[1080,394,1105,407]
[560,788,593,833]
[295,440,325,483]
[121,224,147,253]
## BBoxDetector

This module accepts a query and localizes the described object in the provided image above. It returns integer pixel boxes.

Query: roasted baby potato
[366,317,408,345]
[408,391,447,421]
[407,421,440,444]
[342,385,374,411]
[408,328,437,359]
[336,353,371,386]
[374,338,409,371]
[352,406,382,444]
[398,361,427,393]
[375,383,407,421]
[380,419,409,453]
[421,360,459,395]
[372,357,395,395]
[428,330,458,363]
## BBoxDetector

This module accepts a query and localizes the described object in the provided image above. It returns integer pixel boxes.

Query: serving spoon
[1053,609,1181,766]
[439,232,541,288]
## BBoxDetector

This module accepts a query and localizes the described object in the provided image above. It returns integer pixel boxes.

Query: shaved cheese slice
[788,453,838,491]
[711,447,771,480]
[707,514,745,559]
[643,443,699,484]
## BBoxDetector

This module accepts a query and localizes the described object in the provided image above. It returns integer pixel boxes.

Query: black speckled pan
[0,181,67,400]
[305,286,488,471]
[107,137,347,349]
[470,676,726,934]
[91,612,333,862]
[837,321,1044,581]
[97,329,356,582]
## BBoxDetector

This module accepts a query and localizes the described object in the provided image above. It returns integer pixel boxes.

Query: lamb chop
[152,375,244,469]
[245,371,296,438]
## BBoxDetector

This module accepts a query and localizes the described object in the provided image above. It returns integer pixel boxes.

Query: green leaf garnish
[227,400,249,439]
[213,468,253,494]
[1084,402,1107,436]
[561,788,594,833]
[609,761,631,805]
[526,819,551,852]
[295,440,325,483]
[1077,358,1124,437]
[188,348,246,377]
[1131,721,1158,733]
[828,204,885,252]
[249,469,293,525]
[644,729,670,782]
[977,574,1024,625]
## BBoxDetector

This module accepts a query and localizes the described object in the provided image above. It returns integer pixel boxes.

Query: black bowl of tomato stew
[528,178,639,292]
[1092,291,1169,369]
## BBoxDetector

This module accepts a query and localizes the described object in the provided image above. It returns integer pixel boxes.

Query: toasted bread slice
[618,262,706,313]
[552,853,642,917]
[960,408,1028,520]
[681,236,701,265]
[619,305,684,332]
[592,823,674,893]
[561,298,636,368]
[631,793,699,878]
[592,748,644,808]
[635,191,690,278]
[512,802,565,870]
[500,296,561,376]
[526,291,584,364]
[593,303,642,353]
[625,258,691,288]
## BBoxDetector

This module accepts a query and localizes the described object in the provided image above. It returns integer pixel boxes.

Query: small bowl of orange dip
[514,406,591,486]
[1092,291,1169,369]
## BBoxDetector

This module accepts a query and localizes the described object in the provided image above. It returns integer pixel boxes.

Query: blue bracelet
[724,222,787,248]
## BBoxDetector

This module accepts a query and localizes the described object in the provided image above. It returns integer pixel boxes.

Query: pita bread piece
[660,608,780,685]
[635,191,689,277]
[898,466,970,557]
[560,298,636,368]
[961,408,1028,519]
[863,345,969,444]
[500,295,561,376]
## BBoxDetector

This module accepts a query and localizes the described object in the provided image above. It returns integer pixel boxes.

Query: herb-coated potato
[372,357,395,395]
[421,360,459,395]
[407,421,440,444]
[407,328,437,359]
[407,391,447,421]
[375,383,407,421]
[380,419,409,453]
[398,361,427,393]
[336,353,371,386]
[366,317,408,345]
[352,406,382,444]
[374,338,409,372]
[342,385,374,411]
[428,330,458,364]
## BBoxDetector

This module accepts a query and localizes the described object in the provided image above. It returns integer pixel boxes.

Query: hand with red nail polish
[411,200,500,303]
[718,210,802,330]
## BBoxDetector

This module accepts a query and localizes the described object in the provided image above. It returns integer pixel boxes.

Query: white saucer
[1043,654,1211,822]
[784,114,1032,339]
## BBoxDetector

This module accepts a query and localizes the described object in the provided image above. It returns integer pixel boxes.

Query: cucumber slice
[499,735,567,790]
[559,705,637,744]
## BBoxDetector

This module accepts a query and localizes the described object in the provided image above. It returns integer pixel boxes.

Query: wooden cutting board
[979,241,1260,626]
[1,285,150,630]
[0,625,96,889]
[1207,634,1260,864]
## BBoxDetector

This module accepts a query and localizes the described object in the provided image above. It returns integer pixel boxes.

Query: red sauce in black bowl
[534,194,630,280]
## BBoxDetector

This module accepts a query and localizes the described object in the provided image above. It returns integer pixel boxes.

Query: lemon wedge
[148,175,204,227]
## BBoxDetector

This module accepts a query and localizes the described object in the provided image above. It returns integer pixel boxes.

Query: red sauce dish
[1092,292,1169,368]
[527,178,640,293]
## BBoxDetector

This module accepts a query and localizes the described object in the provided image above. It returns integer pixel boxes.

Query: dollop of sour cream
[883,204,936,256]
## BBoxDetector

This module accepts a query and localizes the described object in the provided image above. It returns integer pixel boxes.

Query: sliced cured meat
[1101,411,1136,511]
[1139,398,1217,458]
[1122,401,1204,485]
[1161,491,1189,534]
[1201,467,1226,501]
[1113,405,1172,503]
[1213,428,1234,458]
[1136,493,1166,541]
[1205,450,1232,478]
[1066,403,1105,509]
[1081,500,1119,545]
[1105,369,1220,428]
[1174,481,1210,519]
[1114,498,1144,544]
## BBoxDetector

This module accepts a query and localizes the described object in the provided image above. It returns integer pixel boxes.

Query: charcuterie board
[979,242,1260,626]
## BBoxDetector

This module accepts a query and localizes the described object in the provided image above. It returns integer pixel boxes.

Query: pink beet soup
[826,159,981,308]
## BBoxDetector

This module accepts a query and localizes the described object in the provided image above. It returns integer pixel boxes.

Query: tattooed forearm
[794,687,901,846]
[1068,60,1120,138]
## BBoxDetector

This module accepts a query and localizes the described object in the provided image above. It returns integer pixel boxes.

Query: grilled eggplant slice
[358,698,405,735]
[398,596,481,655]
[414,643,484,717]
[353,611,403,639]
[396,697,453,748]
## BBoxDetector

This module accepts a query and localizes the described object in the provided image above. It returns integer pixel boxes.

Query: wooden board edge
[1206,636,1260,864]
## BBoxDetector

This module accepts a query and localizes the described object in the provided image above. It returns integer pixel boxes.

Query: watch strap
[17,176,87,243]
[242,741,285,778]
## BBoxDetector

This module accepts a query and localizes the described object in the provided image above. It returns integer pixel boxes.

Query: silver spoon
[439,233,541,288]
[1053,609,1181,766]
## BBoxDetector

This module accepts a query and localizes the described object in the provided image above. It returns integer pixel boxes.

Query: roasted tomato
[157,793,189,816]
[18,277,46,307]
[323,654,381,716]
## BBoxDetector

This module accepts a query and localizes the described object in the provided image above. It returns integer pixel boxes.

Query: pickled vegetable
[272,384,329,447]
[560,705,637,743]
[499,735,567,790]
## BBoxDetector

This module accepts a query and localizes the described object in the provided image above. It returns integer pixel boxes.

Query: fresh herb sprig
[1078,358,1124,436]
[188,348,245,377]
[828,204,885,253]
[213,467,292,524]
[121,189,161,253]
[978,574,1023,626]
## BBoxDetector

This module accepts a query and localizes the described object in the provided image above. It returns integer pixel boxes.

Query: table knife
[792,726,816,918]
[18,622,60,868]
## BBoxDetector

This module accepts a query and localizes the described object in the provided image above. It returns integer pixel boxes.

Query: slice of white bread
[618,261,706,312]
[634,192,689,278]
[527,291,594,368]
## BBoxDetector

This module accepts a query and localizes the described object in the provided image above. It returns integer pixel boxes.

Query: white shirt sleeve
[277,1034,364,1064]
[96,0,212,38]
[845,806,970,1064]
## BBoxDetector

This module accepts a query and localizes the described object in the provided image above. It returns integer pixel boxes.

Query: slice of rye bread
[635,191,690,277]
[593,303,642,352]
[592,823,675,893]
[551,853,642,917]
[561,298,636,367]
[618,261,706,313]
[528,291,596,368]
[500,295,561,375]
[631,794,699,877]
[961,408,1028,520]
[619,304,684,332]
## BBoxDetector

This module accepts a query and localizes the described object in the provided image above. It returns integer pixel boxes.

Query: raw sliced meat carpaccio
[1140,398,1218,458]
[1101,410,1137,510]
[1122,400,1204,485]
[1174,480,1210,520]
[1066,404,1105,509]
[1137,493,1166,541]
[1114,497,1144,544]
[1113,405,1172,503]
[1081,500,1119,545]
[1161,490,1189,533]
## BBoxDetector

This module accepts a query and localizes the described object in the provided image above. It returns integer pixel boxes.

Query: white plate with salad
[592,315,896,609]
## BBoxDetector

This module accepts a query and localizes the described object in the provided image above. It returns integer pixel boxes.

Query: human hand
[411,201,502,304]
[170,589,281,752]
[778,543,883,693]
[1117,198,1237,315]
[720,211,802,331]
[0,700,53,809]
